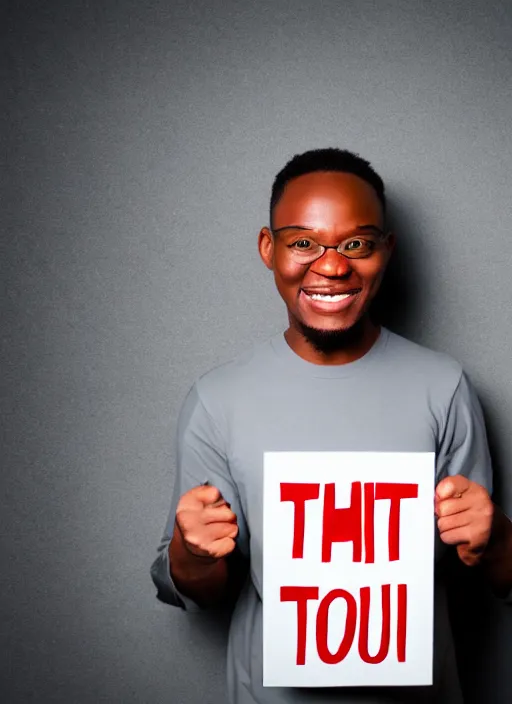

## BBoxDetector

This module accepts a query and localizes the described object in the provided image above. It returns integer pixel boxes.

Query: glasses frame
[270,227,391,263]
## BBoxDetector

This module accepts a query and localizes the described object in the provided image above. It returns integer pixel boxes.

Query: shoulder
[384,329,463,384]
[380,329,471,415]
[380,332,484,439]
[192,337,276,411]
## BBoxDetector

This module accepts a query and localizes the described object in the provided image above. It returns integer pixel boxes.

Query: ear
[258,227,274,270]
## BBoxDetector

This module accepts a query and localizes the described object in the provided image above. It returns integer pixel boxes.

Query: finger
[185,485,224,508]
[437,513,471,534]
[184,522,238,554]
[207,497,230,509]
[438,526,471,546]
[200,483,231,508]
[208,536,237,559]
[202,505,237,525]
[176,506,236,543]
[435,475,470,501]
[435,495,473,518]
[204,522,239,543]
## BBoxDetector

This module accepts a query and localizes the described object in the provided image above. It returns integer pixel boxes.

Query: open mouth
[300,288,362,313]
[306,292,354,302]
[302,288,361,300]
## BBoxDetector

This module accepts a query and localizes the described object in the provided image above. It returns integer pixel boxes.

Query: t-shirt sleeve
[436,374,512,604]
[436,371,493,495]
[150,382,247,612]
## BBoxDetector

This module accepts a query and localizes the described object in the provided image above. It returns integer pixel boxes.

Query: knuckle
[437,503,448,518]
[176,497,190,512]
[184,531,203,547]
[482,502,494,519]
[440,530,454,545]
[177,511,198,533]
[465,526,477,546]
[175,510,189,532]
[222,538,236,555]
[221,523,237,538]
[438,517,451,533]
[214,539,235,559]
[218,507,237,523]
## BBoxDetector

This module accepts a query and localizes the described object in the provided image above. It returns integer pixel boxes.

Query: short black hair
[270,148,386,227]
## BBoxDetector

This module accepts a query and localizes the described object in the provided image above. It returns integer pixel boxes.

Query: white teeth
[308,293,352,302]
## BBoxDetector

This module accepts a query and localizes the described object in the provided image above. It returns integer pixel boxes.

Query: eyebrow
[272,224,385,234]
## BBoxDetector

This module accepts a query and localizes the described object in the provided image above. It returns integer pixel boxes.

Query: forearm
[481,505,512,598]
[169,524,230,608]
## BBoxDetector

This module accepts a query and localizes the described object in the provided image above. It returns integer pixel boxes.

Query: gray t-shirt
[151,328,493,704]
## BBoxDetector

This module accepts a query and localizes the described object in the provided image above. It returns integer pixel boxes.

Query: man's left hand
[435,475,494,567]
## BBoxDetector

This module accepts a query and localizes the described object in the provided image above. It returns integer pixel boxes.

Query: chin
[297,317,367,354]
[308,317,354,332]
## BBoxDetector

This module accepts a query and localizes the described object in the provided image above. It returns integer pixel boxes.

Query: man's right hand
[175,484,238,561]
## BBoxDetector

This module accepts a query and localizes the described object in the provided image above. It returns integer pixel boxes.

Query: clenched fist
[175,484,239,561]
[435,475,494,567]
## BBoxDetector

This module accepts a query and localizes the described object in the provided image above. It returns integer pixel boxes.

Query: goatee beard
[298,318,366,355]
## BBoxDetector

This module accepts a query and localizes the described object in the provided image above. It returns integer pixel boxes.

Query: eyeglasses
[271,227,390,265]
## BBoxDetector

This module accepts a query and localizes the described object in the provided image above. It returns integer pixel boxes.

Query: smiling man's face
[259,171,394,355]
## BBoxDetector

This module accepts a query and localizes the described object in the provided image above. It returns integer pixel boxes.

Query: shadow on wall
[372,198,512,704]
[372,197,508,508]
[370,198,421,336]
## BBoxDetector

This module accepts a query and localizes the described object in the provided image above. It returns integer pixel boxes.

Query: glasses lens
[339,235,382,259]
[288,238,323,264]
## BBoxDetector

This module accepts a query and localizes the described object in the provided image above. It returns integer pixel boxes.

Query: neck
[284,315,380,365]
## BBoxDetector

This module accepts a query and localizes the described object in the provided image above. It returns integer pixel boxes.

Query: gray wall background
[2,0,512,702]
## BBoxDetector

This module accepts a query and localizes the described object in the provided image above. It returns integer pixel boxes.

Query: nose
[310,247,353,278]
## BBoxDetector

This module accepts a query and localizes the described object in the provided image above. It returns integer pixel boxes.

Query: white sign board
[262,452,435,688]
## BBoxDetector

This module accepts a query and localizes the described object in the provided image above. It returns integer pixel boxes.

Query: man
[151,149,511,703]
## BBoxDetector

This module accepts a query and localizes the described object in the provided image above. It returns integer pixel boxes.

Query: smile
[300,289,361,314]
[306,293,353,302]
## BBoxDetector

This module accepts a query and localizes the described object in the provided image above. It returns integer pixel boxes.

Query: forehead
[273,171,384,230]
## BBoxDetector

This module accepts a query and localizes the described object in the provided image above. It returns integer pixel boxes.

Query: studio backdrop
[2,1,511,702]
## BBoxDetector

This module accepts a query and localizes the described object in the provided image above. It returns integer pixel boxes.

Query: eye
[290,238,315,250]
[346,238,364,250]
[343,237,376,253]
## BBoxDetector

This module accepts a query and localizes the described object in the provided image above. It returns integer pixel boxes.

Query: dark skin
[169,170,511,606]
[258,171,395,365]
